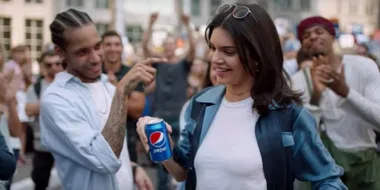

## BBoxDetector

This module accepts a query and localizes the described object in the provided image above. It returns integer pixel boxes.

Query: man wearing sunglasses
[25,51,63,190]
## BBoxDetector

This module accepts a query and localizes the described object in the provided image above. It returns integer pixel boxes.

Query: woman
[137,3,347,190]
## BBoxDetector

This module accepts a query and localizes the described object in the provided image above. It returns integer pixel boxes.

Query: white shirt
[291,55,380,151]
[40,72,132,190]
[86,81,133,190]
[9,90,32,150]
[283,58,299,76]
[194,97,267,190]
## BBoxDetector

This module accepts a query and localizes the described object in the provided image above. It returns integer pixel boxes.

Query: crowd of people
[0,2,380,190]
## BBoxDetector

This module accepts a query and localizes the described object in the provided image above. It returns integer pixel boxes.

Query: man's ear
[55,46,65,61]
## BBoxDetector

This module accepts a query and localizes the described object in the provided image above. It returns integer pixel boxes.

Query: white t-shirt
[291,55,380,151]
[9,90,32,150]
[86,81,133,190]
[194,97,267,190]
[283,58,299,76]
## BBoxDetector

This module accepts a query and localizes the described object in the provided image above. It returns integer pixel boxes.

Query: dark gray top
[152,59,191,126]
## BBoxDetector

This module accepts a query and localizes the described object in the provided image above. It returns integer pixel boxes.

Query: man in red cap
[292,16,380,189]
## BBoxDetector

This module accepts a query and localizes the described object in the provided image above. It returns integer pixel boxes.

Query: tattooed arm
[101,93,127,158]
[101,79,136,158]
[101,58,165,158]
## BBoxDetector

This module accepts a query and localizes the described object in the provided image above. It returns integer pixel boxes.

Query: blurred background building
[0,0,380,62]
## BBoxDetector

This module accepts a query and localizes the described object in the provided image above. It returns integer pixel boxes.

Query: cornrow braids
[50,8,93,48]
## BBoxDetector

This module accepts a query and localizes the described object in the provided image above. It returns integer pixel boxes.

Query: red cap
[297,16,335,42]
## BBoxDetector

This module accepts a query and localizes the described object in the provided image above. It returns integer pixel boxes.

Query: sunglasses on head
[216,4,252,19]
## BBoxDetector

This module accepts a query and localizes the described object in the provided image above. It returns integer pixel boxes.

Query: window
[191,0,201,16]
[283,0,293,9]
[0,17,11,60]
[126,25,143,45]
[366,0,375,15]
[66,0,83,7]
[300,0,310,10]
[25,19,43,61]
[210,0,221,16]
[95,0,108,8]
[25,0,43,3]
[348,0,357,14]
[95,23,109,36]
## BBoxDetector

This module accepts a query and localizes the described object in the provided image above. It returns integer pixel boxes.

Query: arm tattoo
[101,94,127,158]
[124,79,136,96]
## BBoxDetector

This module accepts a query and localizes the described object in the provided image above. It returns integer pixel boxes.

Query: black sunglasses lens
[216,4,231,13]
[233,7,250,19]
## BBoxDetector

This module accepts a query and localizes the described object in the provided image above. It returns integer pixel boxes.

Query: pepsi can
[145,118,172,162]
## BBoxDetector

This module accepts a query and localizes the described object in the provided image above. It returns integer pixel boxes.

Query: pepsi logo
[149,131,166,148]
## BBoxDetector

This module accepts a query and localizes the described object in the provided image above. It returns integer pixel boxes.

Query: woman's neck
[225,83,252,102]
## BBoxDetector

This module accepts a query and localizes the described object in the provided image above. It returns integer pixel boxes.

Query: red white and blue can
[145,118,172,162]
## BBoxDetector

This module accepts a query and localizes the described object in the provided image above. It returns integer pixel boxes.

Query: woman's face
[208,27,253,87]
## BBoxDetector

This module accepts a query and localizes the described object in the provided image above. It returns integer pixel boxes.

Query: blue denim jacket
[174,85,347,190]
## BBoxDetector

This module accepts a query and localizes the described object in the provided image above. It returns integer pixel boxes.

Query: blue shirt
[40,72,132,190]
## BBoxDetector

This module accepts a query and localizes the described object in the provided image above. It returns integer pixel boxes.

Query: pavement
[9,153,169,190]
[10,154,61,190]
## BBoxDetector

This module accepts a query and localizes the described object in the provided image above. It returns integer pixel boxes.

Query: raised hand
[116,58,166,96]
[149,12,159,25]
[180,14,190,25]
[316,64,349,97]
[311,56,328,95]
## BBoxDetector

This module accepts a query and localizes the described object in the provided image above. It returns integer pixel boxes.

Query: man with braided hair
[40,9,160,190]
